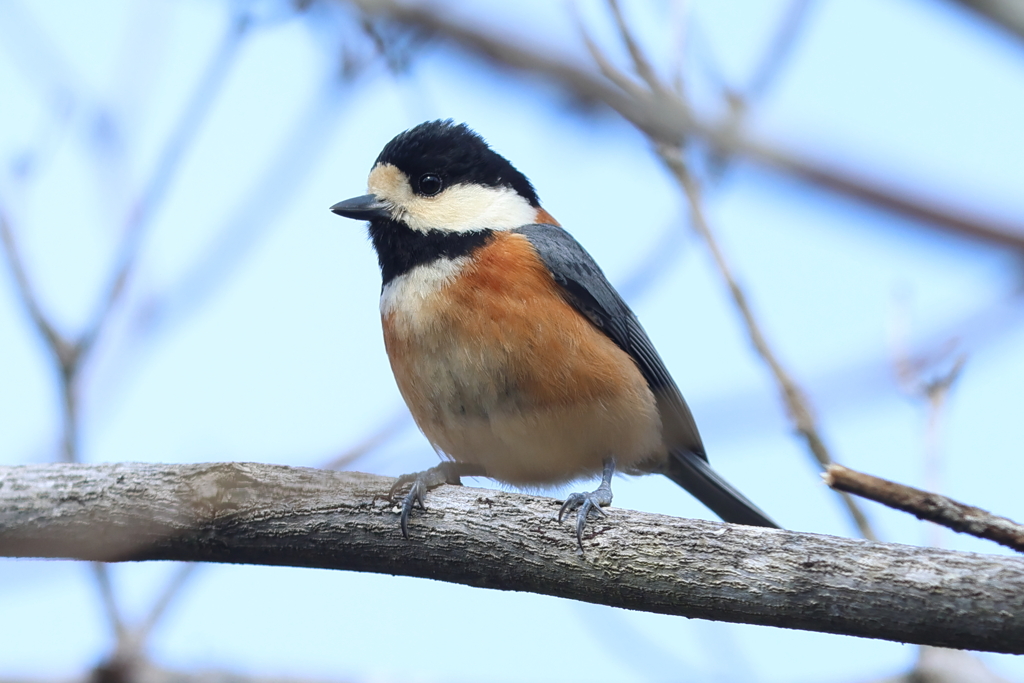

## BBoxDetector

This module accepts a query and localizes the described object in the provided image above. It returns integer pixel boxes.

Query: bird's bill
[330,194,391,221]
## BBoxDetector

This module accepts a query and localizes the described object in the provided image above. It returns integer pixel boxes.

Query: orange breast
[382,232,663,486]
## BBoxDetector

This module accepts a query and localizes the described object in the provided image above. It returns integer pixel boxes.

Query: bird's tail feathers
[665,449,780,529]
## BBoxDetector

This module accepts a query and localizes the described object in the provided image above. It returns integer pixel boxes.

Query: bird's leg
[559,458,615,549]
[387,462,487,538]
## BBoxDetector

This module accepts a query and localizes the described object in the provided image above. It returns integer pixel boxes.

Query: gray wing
[513,224,706,461]
[514,224,779,528]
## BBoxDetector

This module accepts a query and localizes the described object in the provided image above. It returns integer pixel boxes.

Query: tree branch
[576,6,878,540]
[824,463,1024,554]
[347,0,1024,252]
[658,146,877,540]
[2,462,1023,654]
[947,0,1024,44]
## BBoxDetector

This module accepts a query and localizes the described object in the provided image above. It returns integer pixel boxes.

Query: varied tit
[331,120,778,548]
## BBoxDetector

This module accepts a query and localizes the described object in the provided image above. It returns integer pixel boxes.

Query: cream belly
[380,240,664,487]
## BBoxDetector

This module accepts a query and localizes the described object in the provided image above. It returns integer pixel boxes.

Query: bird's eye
[418,173,443,196]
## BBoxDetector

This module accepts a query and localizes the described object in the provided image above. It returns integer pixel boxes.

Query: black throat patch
[368,218,494,286]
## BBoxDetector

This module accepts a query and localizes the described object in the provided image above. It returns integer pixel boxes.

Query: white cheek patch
[380,256,470,319]
[367,163,536,233]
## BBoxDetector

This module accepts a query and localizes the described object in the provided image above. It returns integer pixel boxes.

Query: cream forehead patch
[367,163,536,233]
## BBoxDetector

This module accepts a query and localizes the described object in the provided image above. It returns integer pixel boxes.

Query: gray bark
[1,462,1022,654]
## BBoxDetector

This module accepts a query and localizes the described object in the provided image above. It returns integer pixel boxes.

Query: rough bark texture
[825,464,1024,553]
[2,462,1023,654]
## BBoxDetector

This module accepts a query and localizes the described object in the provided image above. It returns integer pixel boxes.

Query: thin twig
[824,464,1024,554]
[921,356,967,547]
[91,563,127,642]
[133,563,197,647]
[322,408,411,471]
[573,7,876,538]
[133,64,352,338]
[706,0,818,178]
[946,0,1024,44]
[346,0,1024,252]
[575,11,650,101]
[606,0,664,95]
[2,7,253,648]
[891,295,969,547]
[77,11,252,358]
[0,206,67,357]
[745,0,817,102]
[659,147,876,540]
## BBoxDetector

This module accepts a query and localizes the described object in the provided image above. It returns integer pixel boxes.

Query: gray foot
[558,459,615,549]
[387,462,485,538]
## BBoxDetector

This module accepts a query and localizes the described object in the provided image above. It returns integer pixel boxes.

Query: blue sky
[2,0,1023,681]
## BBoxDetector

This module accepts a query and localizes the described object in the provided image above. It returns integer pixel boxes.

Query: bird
[330,120,778,548]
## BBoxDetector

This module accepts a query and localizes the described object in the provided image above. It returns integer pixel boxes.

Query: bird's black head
[373,120,539,208]
[330,121,543,284]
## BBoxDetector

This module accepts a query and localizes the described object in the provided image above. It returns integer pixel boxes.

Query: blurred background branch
[948,0,1024,43]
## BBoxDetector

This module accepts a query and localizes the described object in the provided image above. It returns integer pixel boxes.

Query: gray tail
[665,449,780,528]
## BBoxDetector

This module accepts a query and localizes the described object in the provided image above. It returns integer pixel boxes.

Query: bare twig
[0,206,69,359]
[576,6,878,539]
[946,0,1024,44]
[920,356,967,547]
[659,147,876,540]
[133,564,197,647]
[133,64,351,338]
[891,294,970,547]
[3,462,1024,654]
[824,464,1024,553]
[606,0,664,95]
[345,0,1024,252]
[91,563,127,642]
[78,11,252,358]
[706,0,817,178]
[322,408,411,470]
[2,6,253,651]
[745,0,817,102]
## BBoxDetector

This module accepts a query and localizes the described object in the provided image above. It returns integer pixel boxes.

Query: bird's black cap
[374,120,540,207]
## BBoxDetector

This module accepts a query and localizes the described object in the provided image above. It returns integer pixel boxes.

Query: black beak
[330,194,391,221]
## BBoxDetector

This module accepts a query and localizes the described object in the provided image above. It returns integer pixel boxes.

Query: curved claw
[559,490,609,549]
[399,479,428,539]
[558,492,585,523]
[574,497,606,546]
[388,472,419,502]
[385,462,485,539]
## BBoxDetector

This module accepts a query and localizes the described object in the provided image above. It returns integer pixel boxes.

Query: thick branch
[1,462,1023,653]
[824,464,1024,553]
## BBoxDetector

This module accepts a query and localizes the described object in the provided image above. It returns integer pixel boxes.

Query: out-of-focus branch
[658,147,876,539]
[706,0,817,179]
[2,6,253,651]
[947,0,1024,44]
[91,562,128,642]
[346,0,1024,252]
[3,462,1024,654]
[744,0,816,102]
[79,11,252,358]
[133,57,351,338]
[0,206,68,358]
[577,7,877,540]
[322,408,411,470]
[891,290,970,547]
[824,464,1024,553]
